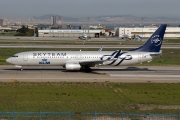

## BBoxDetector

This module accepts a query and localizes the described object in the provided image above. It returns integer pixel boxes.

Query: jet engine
[65,63,81,70]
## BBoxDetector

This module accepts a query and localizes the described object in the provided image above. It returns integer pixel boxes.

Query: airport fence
[0,111,179,120]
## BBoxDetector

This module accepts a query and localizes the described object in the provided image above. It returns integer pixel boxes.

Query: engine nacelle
[65,63,81,70]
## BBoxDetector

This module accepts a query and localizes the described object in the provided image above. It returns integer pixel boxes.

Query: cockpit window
[12,55,18,57]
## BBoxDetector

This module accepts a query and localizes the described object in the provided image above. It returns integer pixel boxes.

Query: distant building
[51,16,56,26]
[116,26,180,38]
[57,16,62,27]
[0,19,3,26]
[38,29,105,38]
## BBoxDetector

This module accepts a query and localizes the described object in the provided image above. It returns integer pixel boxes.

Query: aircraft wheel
[81,66,92,72]
[84,66,92,72]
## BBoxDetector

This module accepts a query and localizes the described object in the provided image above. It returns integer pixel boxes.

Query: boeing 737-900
[6,24,167,71]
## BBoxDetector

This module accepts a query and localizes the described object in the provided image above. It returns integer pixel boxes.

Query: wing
[79,60,104,67]
[65,59,106,67]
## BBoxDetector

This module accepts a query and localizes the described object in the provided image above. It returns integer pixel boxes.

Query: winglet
[98,46,103,51]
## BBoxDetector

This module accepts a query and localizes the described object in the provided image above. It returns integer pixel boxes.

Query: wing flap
[79,60,104,67]
[65,60,105,67]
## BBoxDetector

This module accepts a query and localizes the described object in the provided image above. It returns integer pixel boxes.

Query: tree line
[15,25,38,36]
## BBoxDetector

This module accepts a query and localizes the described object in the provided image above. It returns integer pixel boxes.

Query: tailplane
[131,24,167,52]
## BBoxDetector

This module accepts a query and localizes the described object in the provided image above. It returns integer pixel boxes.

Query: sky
[0,0,180,18]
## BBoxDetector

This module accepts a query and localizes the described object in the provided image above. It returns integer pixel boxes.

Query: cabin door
[138,54,142,62]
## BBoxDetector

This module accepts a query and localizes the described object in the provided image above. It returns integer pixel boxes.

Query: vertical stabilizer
[131,24,167,52]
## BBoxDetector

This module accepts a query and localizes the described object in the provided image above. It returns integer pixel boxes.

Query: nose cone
[6,58,11,64]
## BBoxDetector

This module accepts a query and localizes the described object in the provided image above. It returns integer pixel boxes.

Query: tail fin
[131,24,167,52]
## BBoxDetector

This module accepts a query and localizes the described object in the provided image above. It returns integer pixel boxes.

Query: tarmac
[1,65,180,83]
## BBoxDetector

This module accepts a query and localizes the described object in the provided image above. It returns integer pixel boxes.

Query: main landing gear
[81,66,92,72]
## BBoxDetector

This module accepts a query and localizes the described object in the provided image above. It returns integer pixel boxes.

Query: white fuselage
[6,51,158,67]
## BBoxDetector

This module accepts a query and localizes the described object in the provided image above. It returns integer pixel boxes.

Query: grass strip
[0,82,180,113]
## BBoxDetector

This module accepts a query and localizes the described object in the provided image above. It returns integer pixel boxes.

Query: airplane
[6,24,167,72]
[78,34,91,40]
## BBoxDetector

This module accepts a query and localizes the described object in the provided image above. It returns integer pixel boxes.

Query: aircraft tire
[81,66,92,72]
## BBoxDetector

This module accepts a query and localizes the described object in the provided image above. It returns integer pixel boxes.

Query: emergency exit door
[23,54,28,61]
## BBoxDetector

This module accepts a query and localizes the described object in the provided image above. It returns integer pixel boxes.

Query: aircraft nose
[6,58,11,63]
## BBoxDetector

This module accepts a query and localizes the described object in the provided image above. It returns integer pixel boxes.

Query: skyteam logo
[151,35,161,46]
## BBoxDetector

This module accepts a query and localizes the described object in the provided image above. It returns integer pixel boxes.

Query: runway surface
[1,65,180,83]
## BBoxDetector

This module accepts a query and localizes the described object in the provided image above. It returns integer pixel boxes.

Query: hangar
[116,26,180,38]
[38,29,105,38]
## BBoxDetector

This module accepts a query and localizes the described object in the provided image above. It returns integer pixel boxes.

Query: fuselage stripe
[108,52,126,65]
[107,51,119,65]
[115,58,126,66]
